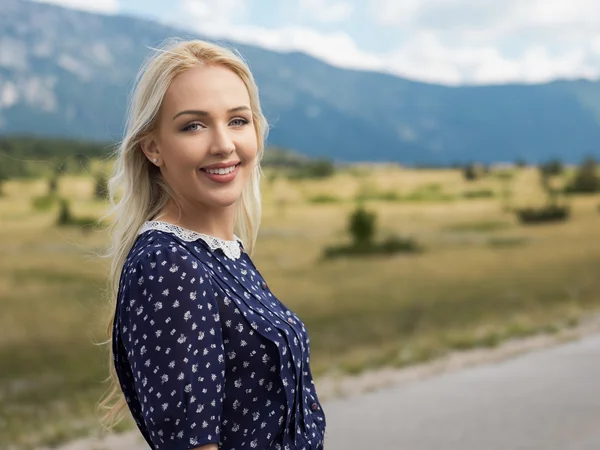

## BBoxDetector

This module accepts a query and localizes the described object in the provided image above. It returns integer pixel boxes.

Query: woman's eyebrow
[172,105,251,120]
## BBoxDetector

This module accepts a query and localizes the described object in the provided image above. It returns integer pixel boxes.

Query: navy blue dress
[112,220,326,450]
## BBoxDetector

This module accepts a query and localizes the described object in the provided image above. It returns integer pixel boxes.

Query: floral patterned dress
[112,220,326,450]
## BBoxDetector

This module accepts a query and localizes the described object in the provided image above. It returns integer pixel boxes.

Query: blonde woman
[98,39,326,450]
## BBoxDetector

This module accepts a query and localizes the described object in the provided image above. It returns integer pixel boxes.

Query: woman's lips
[199,163,240,183]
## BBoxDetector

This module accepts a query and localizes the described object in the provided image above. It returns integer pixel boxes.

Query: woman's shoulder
[117,233,219,315]
[123,230,215,280]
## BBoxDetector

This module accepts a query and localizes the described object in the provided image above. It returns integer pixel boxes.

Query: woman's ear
[140,135,160,164]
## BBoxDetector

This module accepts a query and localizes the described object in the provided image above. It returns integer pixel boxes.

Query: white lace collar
[138,220,244,260]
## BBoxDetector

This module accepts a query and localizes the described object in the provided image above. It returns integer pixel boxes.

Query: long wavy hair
[96,38,269,429]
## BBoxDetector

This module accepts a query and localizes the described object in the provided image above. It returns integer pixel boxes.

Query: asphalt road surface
[57,333,600,450]
[323,333,600,450]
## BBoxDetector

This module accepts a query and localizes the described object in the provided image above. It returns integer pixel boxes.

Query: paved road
[56,334,600,450]
[323,333,600,450]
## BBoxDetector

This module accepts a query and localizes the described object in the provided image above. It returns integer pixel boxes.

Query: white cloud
[174,0,600,85]
[383,31,599,85]
[30,0,118,14]
[368,0,600,84]
[372,0,600,32]
[299,0,354,23]
[179,0,372,71]
[181,0,246,26]
[191,22,382,72]
[371,0,425,26]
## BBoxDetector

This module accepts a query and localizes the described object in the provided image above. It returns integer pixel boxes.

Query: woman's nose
[209,125,235,155]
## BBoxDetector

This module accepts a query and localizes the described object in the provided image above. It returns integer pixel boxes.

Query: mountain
[2,0,600,164]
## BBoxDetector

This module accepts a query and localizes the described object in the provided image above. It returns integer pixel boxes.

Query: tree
[308,159,335,178]
[565,156,600,194]
[48,175,59,196]
[539,158,564,177]
[348,204,376,247]
[463,163,485,181]
[515,158,527,168]
[94,173,109,200]
[57,198,73,225]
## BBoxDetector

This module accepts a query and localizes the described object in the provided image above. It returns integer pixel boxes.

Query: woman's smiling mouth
[200,163,241,182]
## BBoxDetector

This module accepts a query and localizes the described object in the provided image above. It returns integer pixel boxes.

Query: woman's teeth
[204,165,237,175]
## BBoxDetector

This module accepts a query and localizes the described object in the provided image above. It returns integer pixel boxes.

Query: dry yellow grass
[0,165,599,447]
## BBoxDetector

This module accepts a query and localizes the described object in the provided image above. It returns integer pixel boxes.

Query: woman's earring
[152,158,158,164]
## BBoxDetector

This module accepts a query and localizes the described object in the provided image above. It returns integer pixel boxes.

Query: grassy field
[1,164,599,448]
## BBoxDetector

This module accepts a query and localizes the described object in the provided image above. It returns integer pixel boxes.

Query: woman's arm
[120,244,226,450]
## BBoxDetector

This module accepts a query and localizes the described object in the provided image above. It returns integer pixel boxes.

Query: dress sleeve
[119,244,226,450]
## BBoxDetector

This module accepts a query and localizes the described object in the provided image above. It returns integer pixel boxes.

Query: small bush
[404,191,454,203]
[348,205,376,246]
[0,170,7,196]
[379,235,421,254]
[515,204,570,224]
[515,158,527,168]
[493,170,515,180]
[565,157,600,194]
[56,198,100,230]
[322,235,422,259]
[322,204,422,259]
[56,198,72,225]
[354,190,401,202]
[94,173,109,200]
[48,175,59,195]
[308,194,340,204]
[288,159,335,179]
[446,220,512,232]
[463,163,486,181]
[539,159,564,176]
[462,189,495,199]
[32,195,57,211]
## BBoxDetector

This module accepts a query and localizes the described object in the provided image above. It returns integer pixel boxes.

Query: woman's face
[146,64,258,211]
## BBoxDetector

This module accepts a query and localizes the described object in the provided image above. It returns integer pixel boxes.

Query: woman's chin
[202,192,243,208]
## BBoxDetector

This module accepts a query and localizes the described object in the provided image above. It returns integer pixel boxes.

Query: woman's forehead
[162,65,250,114]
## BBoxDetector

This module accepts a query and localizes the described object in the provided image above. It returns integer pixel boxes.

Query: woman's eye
[182,123,203,132]
[230,118,249,127]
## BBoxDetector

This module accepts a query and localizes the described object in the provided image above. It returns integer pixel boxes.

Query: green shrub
[404,186,454,202]
[379,235,421,253]
[322,204,422,258]
[0,167,8,196]
[539,159,564,176]
[322,235,422,259]
[348,204,376,246]
[32,195,57,211]
[493,170,515,180]
[308,194,340,204]
[56,198,72,225]
[354,190,400,202]
[288,158,335,179]
[446,220,512,232]
[565,157,600,194]
[56,198,100,229]
[463,163,486,181]
[94,173,109,200]
[462,189,495,199]
[515,158,527,168]
[515,204,570,224]
[48,175,59,195]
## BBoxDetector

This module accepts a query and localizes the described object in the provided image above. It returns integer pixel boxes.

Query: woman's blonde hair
[96,37,269,429]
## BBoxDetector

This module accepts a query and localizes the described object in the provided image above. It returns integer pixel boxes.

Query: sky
[30,0,600,86]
